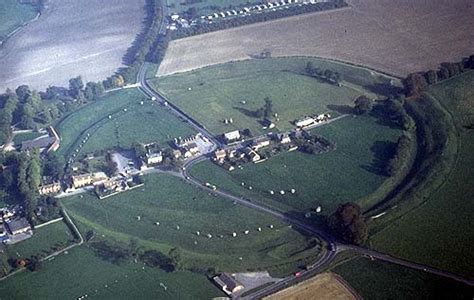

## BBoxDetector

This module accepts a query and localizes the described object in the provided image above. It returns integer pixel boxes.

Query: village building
[172,149,182,159]
[252,137,271,151]
[38,182,61,195]
[277,133,291,144]
[6,218,31,235]
[214,149,227,162]
[185,142,200,155]
[0,223,6,240]
[213,273,244,296]
[227,149,237,158]
[0,207,15,221]
[71,172,108,189]
[20,126,60,153]
[244,147,261,162]
[223,130,241,143]
[145,152,163,165]
[295,117,315,128]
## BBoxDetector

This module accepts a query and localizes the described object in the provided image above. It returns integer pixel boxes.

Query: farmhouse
[277,133,291,144]
[145,152,163,165]
[0,223,6,240]
[214,149,227,162]
[6,218,31,235]
[244,147,261,162]
[20,126,60,153]
[38,182,61,195]
[223,130,241,143]
[72,172,108,189]
[295,117,315,128]
[252,137,271,151]
[172,149,182,159]
[213,273,245,296]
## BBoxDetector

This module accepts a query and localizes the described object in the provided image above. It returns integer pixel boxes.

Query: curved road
[138,62,474,298]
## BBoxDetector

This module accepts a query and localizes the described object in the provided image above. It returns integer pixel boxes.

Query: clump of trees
[328,202,368,245]
[354,95,373,115]
[404,55,474,97]
[386,134,412,176]
[377,95,413,130]
[305,62,341,85]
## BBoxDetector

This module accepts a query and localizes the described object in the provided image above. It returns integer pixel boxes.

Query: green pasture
[12,131,44,145]
[56,88,194,159]
[0,221,73,274]
[190,114,402,214]
[61,174,322,274]
[0,0,37,41]
[371,71,474,277]
[0,246,221,299]
[80,100,195,153]
[153,57,397,136]
[333,257,474,299]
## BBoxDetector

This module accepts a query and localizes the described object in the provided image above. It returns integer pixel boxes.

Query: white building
[224,130,241,143]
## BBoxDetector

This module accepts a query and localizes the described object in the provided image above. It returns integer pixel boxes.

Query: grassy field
[166,0,255,15]
[333,257,474,299]
[190,114,402,214]
[158,0,473,77]
[0,246,221,299]
[56,88,194,158]
[61,173,322,275]
[0,0,37,41]
[264,272,358,300]
[154,57,394,136]
[370,71,474,277]
[80,98,195,154]
[0,221,74,274]
[12,131,44,145]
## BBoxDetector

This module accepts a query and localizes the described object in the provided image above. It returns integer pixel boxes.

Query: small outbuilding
[213,273,244,296]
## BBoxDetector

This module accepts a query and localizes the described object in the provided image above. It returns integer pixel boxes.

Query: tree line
[404,55,474,97]
[305,62,341,85]
[0,76,105,146]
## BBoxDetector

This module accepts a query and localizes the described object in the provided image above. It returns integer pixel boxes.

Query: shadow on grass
[363,82,404,96]
[327,104,354,115]
[361,140,395,176]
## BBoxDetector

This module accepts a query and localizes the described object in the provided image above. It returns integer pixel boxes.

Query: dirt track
[158,0,474,77]
[0,0,145,91]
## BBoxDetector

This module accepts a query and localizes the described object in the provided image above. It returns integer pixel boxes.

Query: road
[137,61,474,298]
[135,7,474,297]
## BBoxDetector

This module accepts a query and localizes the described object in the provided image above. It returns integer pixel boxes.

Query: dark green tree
[328,202,368,245]
[354,96,373,114]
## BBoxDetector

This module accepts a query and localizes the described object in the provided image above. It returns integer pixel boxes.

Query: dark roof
[6,218,31,233]
[21,136,55,151]
[218,273,241,290]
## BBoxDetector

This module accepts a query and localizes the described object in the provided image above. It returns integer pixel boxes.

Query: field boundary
[157,55,403,81]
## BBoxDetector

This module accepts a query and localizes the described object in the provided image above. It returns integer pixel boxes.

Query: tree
[403,73,428,97]
[15,85,31,102]
[263,97,273,118]
[424,70,438,85]
[68,76,84,98]
[386,135,412,176]
[42,153,64,180]
[354,96,373,114]
[328,202,368,245]
[19,103,35,129]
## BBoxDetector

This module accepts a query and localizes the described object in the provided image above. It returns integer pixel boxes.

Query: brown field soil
[0,0,145,91]
[263,273,359,300]
[158,0,474,78]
